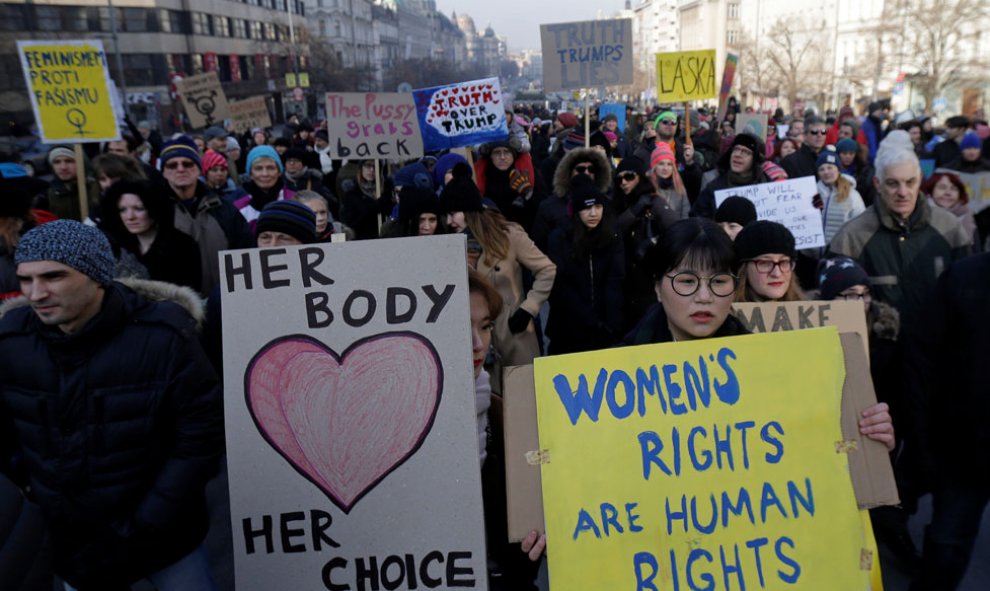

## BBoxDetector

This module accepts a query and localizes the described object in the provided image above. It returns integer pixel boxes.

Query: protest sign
[175,71,230,129]
[534,329,870,589]
[220,235,488,591]
[716,52,739,121]
[540,19,633,91]
[229,96,272,134]
[732,300,868,357]
[715,176,825,249]
[936,167,990,214]
[598,103,627,132]
[326,92,423,159]
[735,113,768,142]
[656,50,717,103]
[413,78,508,151]
[17,40,121,143]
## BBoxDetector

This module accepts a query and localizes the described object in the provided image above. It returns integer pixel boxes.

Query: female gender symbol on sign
[66,108,89,137]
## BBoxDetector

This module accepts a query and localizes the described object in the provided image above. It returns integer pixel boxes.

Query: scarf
[727,169,755,186]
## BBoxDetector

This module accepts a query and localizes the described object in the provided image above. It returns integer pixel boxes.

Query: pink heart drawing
[245,332,443,514]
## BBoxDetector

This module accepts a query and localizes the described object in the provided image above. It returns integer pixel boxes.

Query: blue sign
[598,103,626,132]
[412,77,509,151]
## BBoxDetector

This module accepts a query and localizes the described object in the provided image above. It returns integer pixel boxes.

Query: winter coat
[533,148,611,251]
[0,279,222,589]
[475,154,544,231]
[169,181,253,295]
[42,178,101,223]
[285,168,337,212]
[233,179,297,230]
[130,229,203,293]
[0,239,17,301]
[780,144,822,180]
[340,180,392,240]
[931,138,960,169]
[624,303,750,346]
[0,473,52,590]
[828,196,972,339]
[840,160,877,207]
[818,176,866,246]
[476,223,556,372]
[545,223,624,354]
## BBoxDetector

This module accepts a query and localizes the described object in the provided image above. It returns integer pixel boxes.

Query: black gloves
[508,308,534,334]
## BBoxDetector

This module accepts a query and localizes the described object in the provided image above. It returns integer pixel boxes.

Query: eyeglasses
[808,129,828,136]
[747,258,796,274]
[731,146,753,157]
[658,120,676,126]
[839,289,871,301]
[665,272,737,297]
[164,160,197,170]
[618,172,638,181]
[574,164,594,175]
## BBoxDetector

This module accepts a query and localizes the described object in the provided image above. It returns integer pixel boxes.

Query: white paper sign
[220,235,488,591]
[715,176,825,249]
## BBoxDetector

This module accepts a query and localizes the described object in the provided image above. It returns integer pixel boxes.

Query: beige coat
[476,222,556,373]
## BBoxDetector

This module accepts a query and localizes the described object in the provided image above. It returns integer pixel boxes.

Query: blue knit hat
[15,220,115,286]
[835,138,859,154]
[816,146,840,169]
[960,132,982,151]
[393,161,433,191]
[256,200,316,244]
[818,256,869,300]
[246,145,284,174]
[159,136,201,170]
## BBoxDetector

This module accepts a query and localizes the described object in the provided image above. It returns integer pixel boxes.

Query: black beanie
[715,196,757,226]
[440,163,484,213]
[283,147,308,164]
[616,155,646,176]
[570,174,606,212]
[818,256,870,300]
[734,220,795,260]
[718,132,765,170]
[399,186,442,224]
[256,200,317,244]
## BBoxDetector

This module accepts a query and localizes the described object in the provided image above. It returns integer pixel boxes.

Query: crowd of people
[0,99,988,591]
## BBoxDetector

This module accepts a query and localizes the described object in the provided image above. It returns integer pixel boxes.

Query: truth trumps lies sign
[220,235,487,591]
[540,19,633,91]
[413,78,508,151]
[534,328,869,589]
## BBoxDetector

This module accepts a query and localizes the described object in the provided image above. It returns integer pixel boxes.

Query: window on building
[240,55,253,80]
[0,5,27,31]
[34,6,61,31]
[230,18,245,38]
[191,13,212,35]
[122,8,147,32]
[215,16,230,37]
[318,19,326,36]
[728,3,739,19]
[250,21,262,39]
[122,54,155,86]
[63,6,89,31]
[263,23,276,40]
[727,30,738,44]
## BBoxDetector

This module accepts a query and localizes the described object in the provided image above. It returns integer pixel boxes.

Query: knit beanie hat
[47,145,75,165]
[283,147,309,164]
[650,142,675,169]
[654,111,677,128]
[159,136,201,170]
[398,186,442,224]
[15,219,115,286]
[589,130,611,152]
[246,145,284,174]
[616,155,646,177]
[226,136,241,152]
[944,115,969,129]
[818,256,870,300]
[816,146,840,169]
[960,132,982,151]
[255,200,316,244]
[557,112,579,129]
[201,150,228,174]
[718,132,765,170]
[393,161,434,191]
[204,126,227,141]
[569,174,606,212]
[432,153,469,188]
[603,130,618,143]
[315,129,329,142]
[836,138,859,154]
[602,113,618,123]
[715,196,757,227]
[734,220,795,260]
[440,163,484,213]
[562,132,586,152]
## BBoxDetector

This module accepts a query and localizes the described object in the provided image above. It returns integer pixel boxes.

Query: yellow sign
[299,72,310,88]
[656,49,717,103]
[17,39,120,143]
[534,328,870,589]
[286,72,297,87]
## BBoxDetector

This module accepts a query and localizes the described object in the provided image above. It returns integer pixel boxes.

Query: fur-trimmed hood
[870,299,900,341]
[0,277,206,328]
[553,148,612,197]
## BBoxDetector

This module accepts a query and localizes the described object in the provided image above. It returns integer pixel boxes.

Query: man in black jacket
[781,116,828,180]
[0,220,223,591]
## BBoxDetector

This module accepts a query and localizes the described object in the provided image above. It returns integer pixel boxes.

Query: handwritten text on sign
[325,92,423,160]
[229,96,272,134]
[413,78,508,151]
[656,50,717,103]
[17,40,120,143]
[715,176,825,249]
[533,330,868,590]
[540,19,633,91]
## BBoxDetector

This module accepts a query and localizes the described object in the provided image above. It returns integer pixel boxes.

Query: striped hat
[159,136,201,170]
[650,142,675,169]
[201,150,228,174]
[562,132,586,152]
[256,200,316,244]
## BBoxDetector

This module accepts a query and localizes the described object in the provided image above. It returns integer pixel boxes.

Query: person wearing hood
[40,145,101,222]
[282,147,337,217]
[475,140,542,230]
[533,147,611,252]
[545,175,624,354]
[539,112,581,182]
[380,186,445,238]
[816,147,866,247]
[432,153,470,190]
[691,133,770,219]
[943,131,990,174]
[861,101,888,164]
[233,145,296,232]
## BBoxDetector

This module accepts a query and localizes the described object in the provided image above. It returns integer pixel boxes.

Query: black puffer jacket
[0,279,222,589]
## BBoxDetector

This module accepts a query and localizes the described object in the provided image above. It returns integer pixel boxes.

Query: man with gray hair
[0,220,222,590]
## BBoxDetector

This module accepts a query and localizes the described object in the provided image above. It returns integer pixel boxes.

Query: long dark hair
[100,179,174,252]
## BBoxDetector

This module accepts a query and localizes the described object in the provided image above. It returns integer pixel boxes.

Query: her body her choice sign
[534,329,870,589]
[715,176,826,249]
[220,235,487,591]
[412,78,508,151]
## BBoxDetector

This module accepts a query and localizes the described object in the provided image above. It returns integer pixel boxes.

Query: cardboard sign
[715,176,825,249]
[735,113,768,142]
[936,167,990,214]
[229,96,272,134]
[175,71,231,129]
[656,50,717,103]
[598,103,627,132]
[17,39,121,143]
[326,92,423,159]
[540,19,633,91]
[731,300,869,358]
[220,236,488,591]
[412,78,508,151]
[534,329,869,589]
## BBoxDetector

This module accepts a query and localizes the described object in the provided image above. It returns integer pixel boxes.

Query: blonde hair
[465,209,510,266]
[734,262,805,302]
[832,174,852,203]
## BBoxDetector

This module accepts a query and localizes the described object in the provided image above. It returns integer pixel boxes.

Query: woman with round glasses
[733,220,804,302]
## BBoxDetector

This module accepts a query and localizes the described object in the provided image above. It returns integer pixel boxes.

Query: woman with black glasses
[732,220,805,302]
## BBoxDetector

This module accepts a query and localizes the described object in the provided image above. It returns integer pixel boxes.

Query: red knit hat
[650,142,675,169]
[557,112,579,129]
[201,150,228,175]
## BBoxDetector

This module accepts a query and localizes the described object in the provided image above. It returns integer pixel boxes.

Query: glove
[509,169,533,195]
[632,194,653,216]
[508,308,533,334]
[812,194,824,210]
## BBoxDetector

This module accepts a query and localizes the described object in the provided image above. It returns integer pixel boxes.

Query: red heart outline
[244,332,443,514]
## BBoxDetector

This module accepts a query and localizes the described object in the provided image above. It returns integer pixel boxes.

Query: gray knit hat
[15,220,115,286]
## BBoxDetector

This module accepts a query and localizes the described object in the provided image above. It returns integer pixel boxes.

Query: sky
[434,0,627,52]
